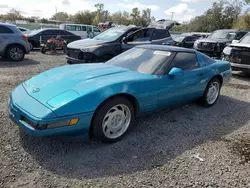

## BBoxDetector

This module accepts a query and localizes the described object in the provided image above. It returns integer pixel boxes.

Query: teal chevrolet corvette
[9,45,232,142]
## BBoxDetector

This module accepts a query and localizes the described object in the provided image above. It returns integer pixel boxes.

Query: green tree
[51,12,69,21]
[130,7,141,25]
[140,8,151,27]
[4,9,22,21]
[73,10,94,25]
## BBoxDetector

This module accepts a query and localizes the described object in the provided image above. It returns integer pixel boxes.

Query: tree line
[0,3,155,27]
[173,0,250,32]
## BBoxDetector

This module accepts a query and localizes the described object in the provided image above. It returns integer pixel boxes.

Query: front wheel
[201,78,221,107]
[92,97,135,142]
[40,47,47,54]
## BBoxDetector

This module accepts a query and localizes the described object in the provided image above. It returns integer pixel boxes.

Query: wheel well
[210,75,223,85]
[89,93,139,138]
[5,43,26,55]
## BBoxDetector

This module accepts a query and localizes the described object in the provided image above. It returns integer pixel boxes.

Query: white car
[59,23,101,39]
[222,32,250,75]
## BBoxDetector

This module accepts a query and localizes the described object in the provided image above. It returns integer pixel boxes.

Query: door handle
[197,73,204,76]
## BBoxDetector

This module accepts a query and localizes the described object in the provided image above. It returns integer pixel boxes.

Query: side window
[59,30,73,35]
[201,53,215,66]
[170,52,199,71]
[236,32,247,40]
[152,29,167,40]
[0,26,14,34]
[93,27,100,32]
[66,25,82,31]
[127,28,154,42]
[43,30,60,35]
[82,26,87,31]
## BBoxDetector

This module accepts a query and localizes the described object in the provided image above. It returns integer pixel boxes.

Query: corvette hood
[67,39,107,49]
[23,64,129,108]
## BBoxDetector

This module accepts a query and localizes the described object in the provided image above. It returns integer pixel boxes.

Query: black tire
[40,47,46,54]
[6,45,25,62]
[201,77,221,107]
[29,41,34,51]
[63,46,67,54]
[99,54,113,62]
[67,60,73,64]
[92,96,136,142]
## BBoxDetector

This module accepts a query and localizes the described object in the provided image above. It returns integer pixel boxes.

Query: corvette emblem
[33,88,40,93]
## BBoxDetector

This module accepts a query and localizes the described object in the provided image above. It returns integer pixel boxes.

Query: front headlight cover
[47,90,79,108]
[223,46,232,55]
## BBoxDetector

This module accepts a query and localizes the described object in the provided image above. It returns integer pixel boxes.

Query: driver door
[121,28,154,52]
[158,52,206,109]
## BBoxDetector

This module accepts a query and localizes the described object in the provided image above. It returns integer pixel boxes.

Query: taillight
[81,36,84,39]
[22,35,28,40]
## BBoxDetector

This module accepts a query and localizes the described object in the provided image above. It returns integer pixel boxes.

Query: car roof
[137,45,196,53]
[110,26,141,31]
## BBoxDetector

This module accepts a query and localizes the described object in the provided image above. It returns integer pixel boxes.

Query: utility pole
[55,6,57,20]
[170,12,175,21]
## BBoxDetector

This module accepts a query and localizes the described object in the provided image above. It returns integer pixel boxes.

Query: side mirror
[232,40,239,44]
[122,36,128,44]
[168,67,184,76]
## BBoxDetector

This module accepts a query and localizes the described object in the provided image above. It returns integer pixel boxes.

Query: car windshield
[93,27,126,41]
[209,30,236,40]
[173,36,186,42]
[106,48,172,74]
[239,33,250,44]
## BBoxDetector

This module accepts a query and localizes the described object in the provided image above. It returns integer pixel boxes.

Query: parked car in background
[194,29,248,58]
[59,23,101,39]
[98,22,114,30]
[172,34,201,48]
[9,45,232,142]
[66,24,174,64]
[27,28,81,50]
[17,26,31,34]
[222,32,250,75]
[0,23,30,61]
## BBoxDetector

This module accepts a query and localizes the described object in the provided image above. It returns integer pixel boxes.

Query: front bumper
[230,62,250,71]
[9,86,94,137]
[66,56,87,64]
[222,55,250,71]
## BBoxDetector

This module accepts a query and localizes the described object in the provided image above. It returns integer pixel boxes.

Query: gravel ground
[1,51,250,188]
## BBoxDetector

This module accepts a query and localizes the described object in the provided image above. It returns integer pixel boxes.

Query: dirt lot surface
[1,51,250,188]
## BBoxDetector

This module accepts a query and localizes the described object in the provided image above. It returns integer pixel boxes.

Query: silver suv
[0,23,30,61]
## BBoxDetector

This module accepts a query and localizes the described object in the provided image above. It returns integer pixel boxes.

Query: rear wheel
[201,78,221,107]
[6,45,25,61]
[92,97,135,142]
[29,42,34,50]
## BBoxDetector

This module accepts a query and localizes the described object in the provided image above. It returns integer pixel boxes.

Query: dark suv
[27,28,81,50]
[66,26,173,64]
[193,29,248,57]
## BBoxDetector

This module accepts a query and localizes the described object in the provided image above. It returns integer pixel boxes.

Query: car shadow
[0,58,40,67]
[20,95,250,179]
[232,71,250,82]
